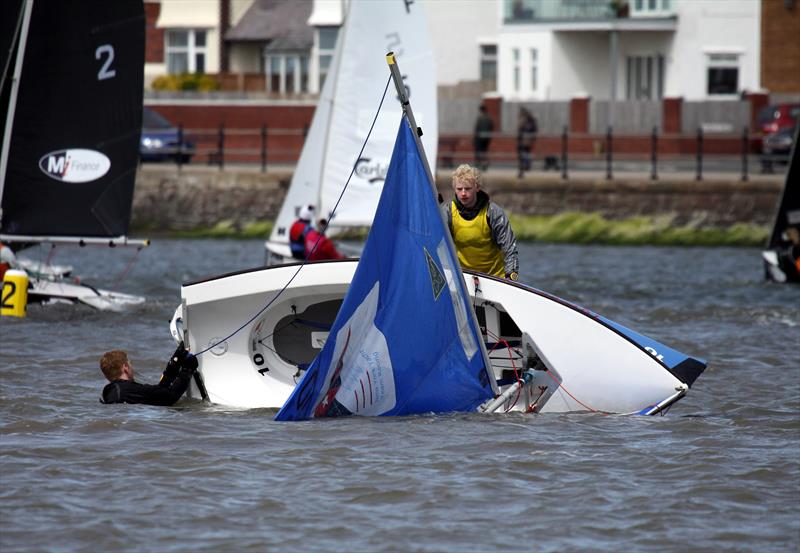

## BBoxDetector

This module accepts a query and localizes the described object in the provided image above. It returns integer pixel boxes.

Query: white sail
[267,0,437,257]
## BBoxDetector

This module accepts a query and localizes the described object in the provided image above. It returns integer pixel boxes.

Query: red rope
[111,247,142,293]
[484,329,522,412]
[484,327,603,414]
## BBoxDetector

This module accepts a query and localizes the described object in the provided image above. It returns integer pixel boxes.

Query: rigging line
[482,326,602,414]
[304,75,392,260]
[110,246,142,293]
[194,74,394,357]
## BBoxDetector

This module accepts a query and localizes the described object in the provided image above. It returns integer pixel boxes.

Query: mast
[385,51,496,391]
[0,0,33,225]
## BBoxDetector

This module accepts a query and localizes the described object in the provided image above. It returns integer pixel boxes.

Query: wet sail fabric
[275,121,493,421]
[267,0,436,254]
[0,1,144,238]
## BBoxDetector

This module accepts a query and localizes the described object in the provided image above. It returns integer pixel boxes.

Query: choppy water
[1,239,798,552]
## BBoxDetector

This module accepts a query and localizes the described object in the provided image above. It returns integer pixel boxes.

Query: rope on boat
[484,327,603,414]
[193,75,394,357]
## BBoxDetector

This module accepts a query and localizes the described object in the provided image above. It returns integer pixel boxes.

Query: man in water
[99,343,198,405]
[440,164,519,281]
[289,204,345,261]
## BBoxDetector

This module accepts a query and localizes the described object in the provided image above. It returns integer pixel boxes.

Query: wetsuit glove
[161,342,187,383]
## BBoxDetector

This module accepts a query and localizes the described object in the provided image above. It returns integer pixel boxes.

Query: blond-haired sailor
[440,164,519,281]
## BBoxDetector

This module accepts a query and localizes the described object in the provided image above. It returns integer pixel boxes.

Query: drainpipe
[608,29,619,129]
[220,0,230,73]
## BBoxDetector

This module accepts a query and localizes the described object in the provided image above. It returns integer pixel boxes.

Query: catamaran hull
[173,260,705,415]
[27,278,144,311]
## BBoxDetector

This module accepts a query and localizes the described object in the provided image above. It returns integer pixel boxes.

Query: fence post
[606,126,613,180]
[217,123,225,170]
[561,126,568,180]
[695,126,703,181]
[741,125,749,182]
[651,126,658,181]
[177,123,184,171]
[261,124,268,173]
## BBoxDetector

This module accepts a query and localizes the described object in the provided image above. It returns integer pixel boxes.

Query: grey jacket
[440,198,520,276]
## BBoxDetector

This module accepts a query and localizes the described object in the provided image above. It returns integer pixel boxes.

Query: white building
[488,0,760,101]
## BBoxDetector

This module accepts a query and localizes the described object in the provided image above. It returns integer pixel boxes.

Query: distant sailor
[0,242,17,280]
[440,164,519,280]
[99,343,198,406]
[289,205,345,261]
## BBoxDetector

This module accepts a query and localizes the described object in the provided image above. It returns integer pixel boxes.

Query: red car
[756,103,800,135]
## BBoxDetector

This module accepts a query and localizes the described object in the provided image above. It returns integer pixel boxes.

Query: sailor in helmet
[289,205,345,262]
[0,242,17,281]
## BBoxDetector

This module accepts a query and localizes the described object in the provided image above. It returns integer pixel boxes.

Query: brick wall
[145,2,163,64]
[761,0,800,93]
[146,100,760,167]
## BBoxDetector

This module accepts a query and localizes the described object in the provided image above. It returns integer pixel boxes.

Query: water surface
[1,240,798,552]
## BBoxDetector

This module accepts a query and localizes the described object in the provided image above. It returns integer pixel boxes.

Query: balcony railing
[504,0,675,23]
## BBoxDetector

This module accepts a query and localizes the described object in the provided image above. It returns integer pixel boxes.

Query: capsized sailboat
[170,54,706,416]
[264,0,437,263]
[762,125,800,283]
[0,0,148,310]
[277,59,497,420]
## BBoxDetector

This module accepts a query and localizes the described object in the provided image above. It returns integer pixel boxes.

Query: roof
[225,0,313,51]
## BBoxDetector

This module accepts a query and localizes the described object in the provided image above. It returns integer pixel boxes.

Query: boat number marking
[95,44,116,81]
[644,346,664,362]
[253,353,264,366]
[1,281,16,309]
[258,367,270,375]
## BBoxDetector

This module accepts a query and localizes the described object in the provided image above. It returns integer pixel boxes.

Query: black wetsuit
[101,351,198,406]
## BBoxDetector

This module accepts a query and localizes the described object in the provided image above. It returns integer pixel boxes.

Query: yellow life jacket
[450,201,505,277]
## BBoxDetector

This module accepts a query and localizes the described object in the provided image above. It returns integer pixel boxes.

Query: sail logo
[313,283,396,417]
[355,157,388,184]
[38,149,110,183]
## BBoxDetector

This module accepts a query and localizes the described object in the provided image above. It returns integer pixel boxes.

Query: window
[480,44,497,87]
[318,27,339,90]
[513,48,520,92]
[707,53,739,96]
[530,48,538,91]
[632,0,673,15]
[626,54,664,99]
[265,54,310,94]
[165,29,207,74]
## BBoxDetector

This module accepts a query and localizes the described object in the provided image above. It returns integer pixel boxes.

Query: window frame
[706,52,740,97]
[165,28,208,74]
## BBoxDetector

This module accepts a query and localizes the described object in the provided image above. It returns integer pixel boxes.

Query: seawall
[132,165,784,232]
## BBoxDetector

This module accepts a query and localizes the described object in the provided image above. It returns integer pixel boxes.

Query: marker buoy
[1,269,29,318]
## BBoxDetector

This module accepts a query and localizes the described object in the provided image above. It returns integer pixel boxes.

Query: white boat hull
[173,260,705,414]
[27,277,144,311]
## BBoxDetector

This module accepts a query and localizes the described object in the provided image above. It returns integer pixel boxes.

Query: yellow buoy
[1,269,28,318]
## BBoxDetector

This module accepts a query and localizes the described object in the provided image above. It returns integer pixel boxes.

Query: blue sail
[275,120,495,421]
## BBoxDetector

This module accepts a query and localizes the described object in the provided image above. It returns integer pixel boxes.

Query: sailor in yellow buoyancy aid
[440,164,519,280]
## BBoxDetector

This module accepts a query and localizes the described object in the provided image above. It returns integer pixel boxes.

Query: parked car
[756,103,800,136]
[761,123,798,172]
[140,107,195,163]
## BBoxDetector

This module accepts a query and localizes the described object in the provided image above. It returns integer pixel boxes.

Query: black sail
[767,125,800,250]
[1,0,144,238]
